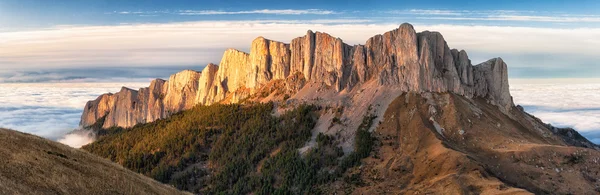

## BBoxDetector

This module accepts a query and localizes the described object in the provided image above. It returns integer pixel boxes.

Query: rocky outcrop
[248,37,291,89]
[163,70,202,113]
[195,63,218,105]
[80,71,203,129]
[473,58,513,112]
[81,23,514,128]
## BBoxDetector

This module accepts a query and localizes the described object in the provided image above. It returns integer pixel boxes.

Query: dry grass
[0,128,189,195]
[325,92,600,195]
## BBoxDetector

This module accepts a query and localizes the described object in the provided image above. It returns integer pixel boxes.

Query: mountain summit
[81,23,511,129]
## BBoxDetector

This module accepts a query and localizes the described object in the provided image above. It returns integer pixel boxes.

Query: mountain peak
[80,23,514,128]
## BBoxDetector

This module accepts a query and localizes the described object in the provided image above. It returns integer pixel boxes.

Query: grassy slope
[0,128,188,195]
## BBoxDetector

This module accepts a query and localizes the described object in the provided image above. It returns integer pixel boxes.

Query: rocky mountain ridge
[81,23,512,129]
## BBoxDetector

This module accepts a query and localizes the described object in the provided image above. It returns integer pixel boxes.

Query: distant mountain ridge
[81,23,512,129]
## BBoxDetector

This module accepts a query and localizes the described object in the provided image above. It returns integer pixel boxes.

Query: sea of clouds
[0,82,147,148]
[511,78,600,144]
[1,79,599,148]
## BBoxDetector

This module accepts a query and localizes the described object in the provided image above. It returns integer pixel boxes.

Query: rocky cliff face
[81,23,514,128]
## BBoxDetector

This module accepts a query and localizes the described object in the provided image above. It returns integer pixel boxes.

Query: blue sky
[3,0,600,29]
[1,0,599,81]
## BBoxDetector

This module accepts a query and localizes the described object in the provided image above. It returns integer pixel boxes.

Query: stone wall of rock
[80,23,514,128]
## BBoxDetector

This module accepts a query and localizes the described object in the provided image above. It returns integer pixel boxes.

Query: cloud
[0,106,81,140]
[58,129,96,148]
[510,79,600,143]
[1,20,599,72]
[0,82,148,109]
[406,9,465,16]
[0,82,147,141]
[387,9,600,23]
[421,15,600,23]
[110,9,337,16]
[178,9,337,15]
[0,66,202,83]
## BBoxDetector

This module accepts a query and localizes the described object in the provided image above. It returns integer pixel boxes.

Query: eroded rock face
[473,58,513,112]
[81,23,514,128]
[195,63,219,105]
[81,94,115,127]
[163,70,202,113]
[248,37,291,89]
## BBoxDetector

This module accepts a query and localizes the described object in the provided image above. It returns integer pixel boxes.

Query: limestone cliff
[81,23,514,128]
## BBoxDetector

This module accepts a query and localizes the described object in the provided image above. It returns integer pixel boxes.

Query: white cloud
[406,9,465,16]
[106,9,337,16]
[0,82,147,141]
[0,67,190,83]
[0,82,148,109]
[388,9,536,16]
[0,20,599,70]
[511,79,600,143]
[0,106,81,140]
[58,129,95,148]
[421,15,600,23]
[178,9,337,15]
[387,9,600,23]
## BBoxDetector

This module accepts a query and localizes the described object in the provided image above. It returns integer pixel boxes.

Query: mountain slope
[332,93,600,194]
[0,128,188,195]
[84,103,362,194]
[82,92,600,194]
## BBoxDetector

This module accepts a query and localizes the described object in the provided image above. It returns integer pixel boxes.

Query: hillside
[0,128,188,195]
[84,103,373,194]
[330,93,600,194]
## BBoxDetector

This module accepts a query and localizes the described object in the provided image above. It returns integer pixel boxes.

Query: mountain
[0,128,188,195]
[81,23,511,129]
[80,23,600,194]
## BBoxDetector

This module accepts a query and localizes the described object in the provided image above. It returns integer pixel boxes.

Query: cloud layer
[511,79,600,143]
[0,66,201,83]
[0,82,147,143]
[110,9,338,16]
[398,9,600,23]
[1,20,599,77]
[57,129,96,148]
[107,9,600,23]
[177,9,337,15]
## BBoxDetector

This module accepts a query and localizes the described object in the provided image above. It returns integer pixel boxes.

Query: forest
[83,102,375,194]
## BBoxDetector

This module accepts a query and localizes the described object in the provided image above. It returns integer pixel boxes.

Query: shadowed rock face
[81,23,513,128]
